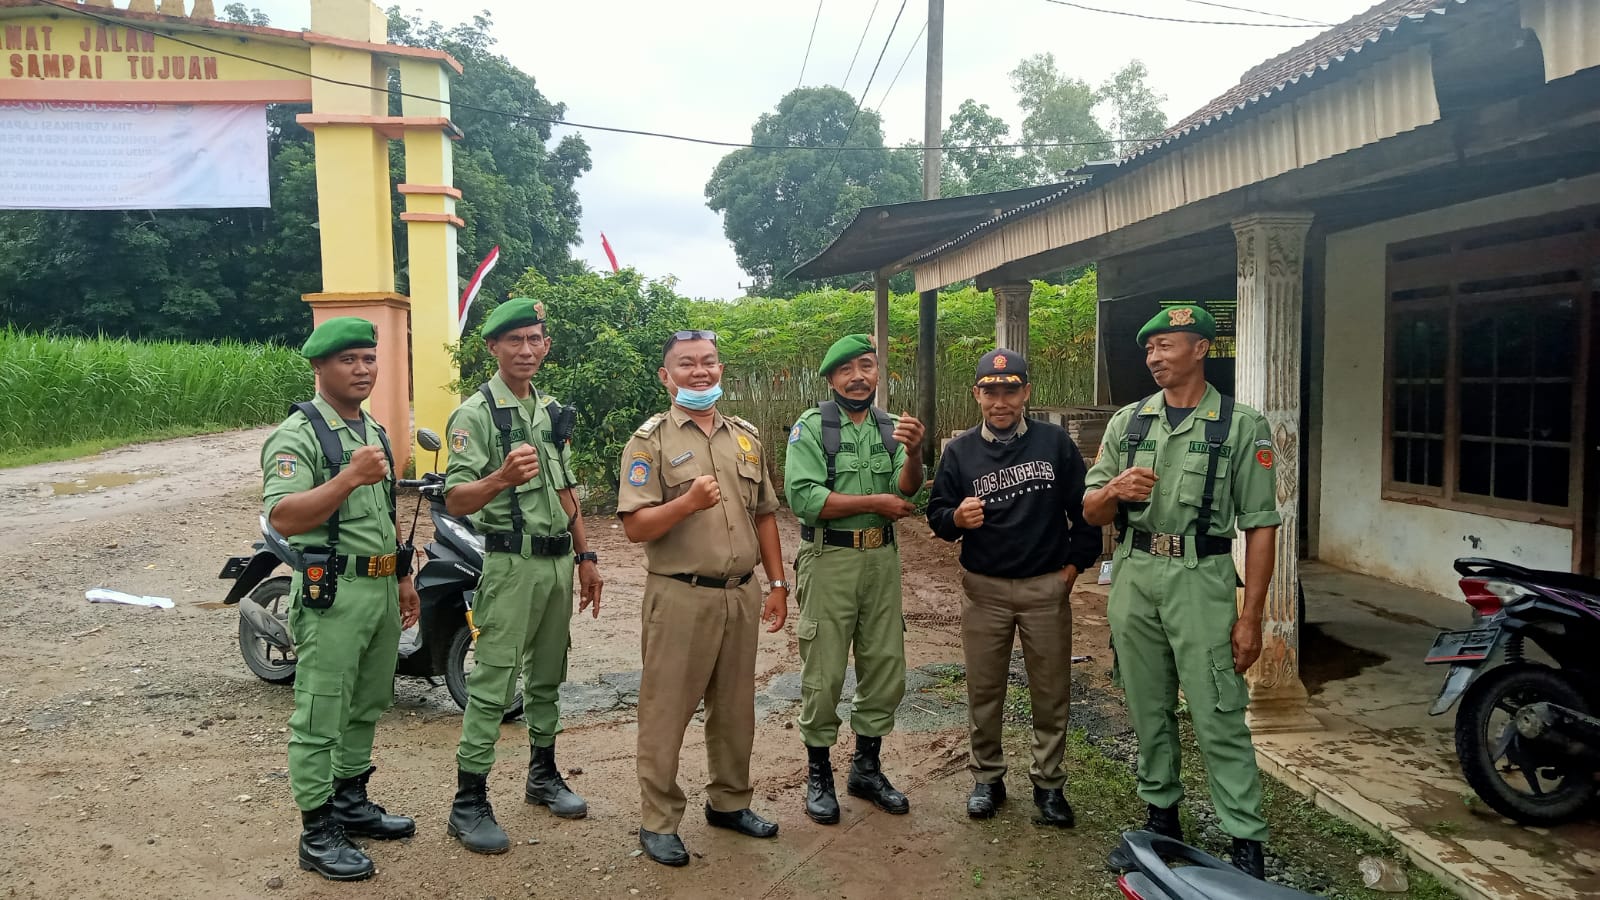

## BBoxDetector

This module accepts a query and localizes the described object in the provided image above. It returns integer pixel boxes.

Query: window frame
[1381,208,1597,526]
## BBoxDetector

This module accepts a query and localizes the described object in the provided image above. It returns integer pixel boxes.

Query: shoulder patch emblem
[1256,448,1274,469]
[627,458,651,487]
[275,454,298,478]
[789,423,802,444]
[450,428,470,453]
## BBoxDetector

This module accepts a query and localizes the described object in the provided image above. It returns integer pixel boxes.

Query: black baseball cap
[975,349,1028,386]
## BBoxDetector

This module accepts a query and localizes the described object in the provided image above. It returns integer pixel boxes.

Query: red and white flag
[600,232,620,273]
[458,245,501,331]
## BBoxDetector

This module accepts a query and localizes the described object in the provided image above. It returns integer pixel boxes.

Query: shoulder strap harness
[1112,393,1233,540]
[478,383,529,536]
[291,402,396,551]
[817,400,898,491]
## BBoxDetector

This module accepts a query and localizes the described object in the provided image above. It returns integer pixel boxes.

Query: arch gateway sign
[0,0,469,472]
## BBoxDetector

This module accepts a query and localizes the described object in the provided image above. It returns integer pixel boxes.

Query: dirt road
[0,429,1124,900]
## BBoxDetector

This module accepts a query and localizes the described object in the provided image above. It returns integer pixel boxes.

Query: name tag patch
[670,451,694,467]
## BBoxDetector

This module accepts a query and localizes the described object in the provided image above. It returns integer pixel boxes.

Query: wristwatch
[768,579,790,591]
[574,551,598,564]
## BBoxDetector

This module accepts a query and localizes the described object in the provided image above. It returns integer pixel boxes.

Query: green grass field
[0,329,310,467]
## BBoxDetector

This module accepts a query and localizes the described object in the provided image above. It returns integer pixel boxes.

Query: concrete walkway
[1254,562,1600,900]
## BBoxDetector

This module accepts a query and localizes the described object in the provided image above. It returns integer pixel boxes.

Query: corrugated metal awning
[785,183,1070,281]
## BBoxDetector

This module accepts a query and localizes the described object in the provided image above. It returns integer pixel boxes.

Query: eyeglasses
[663,330,718,354]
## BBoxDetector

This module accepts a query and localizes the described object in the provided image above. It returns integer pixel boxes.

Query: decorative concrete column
[993,282,1030,356]
[1231,212,1321,734]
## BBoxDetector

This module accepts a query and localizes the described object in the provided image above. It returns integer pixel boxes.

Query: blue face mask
[669,375,723,411]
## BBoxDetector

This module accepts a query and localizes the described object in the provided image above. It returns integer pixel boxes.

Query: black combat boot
[845,734,909,814]
[1231,838,1266,879]
[966,781,1006,818]
[330,766,415,840]
[1106,803,1183,872]
[804,745,840,825]
[524,743,588,819]
[298,801,374,881]
[447,769,510,854]
[1032,786,1076,828]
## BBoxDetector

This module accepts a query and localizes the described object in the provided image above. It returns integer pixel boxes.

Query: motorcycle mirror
[417,428,443,452]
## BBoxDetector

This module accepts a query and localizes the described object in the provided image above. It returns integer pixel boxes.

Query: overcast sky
[249,0,1382,298]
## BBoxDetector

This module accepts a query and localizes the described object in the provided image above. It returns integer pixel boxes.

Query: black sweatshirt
[926,417,1102,579]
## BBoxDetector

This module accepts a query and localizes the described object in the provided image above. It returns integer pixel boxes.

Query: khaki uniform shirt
[1083,383,1282,546]
[443,373,575,536]
[617,407,778,578]
[260,394,395,556]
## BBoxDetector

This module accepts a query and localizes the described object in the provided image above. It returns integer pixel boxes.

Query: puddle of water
[1302,623,1390,695]
[48,472,157,496]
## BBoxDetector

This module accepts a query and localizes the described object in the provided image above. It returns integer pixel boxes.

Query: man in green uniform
[442,297,604,855]
[784,334,925,824]
[1083,304,1281,879]
[617,330,790,867]
[262,317,420,882]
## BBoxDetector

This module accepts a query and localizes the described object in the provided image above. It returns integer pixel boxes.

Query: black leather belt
[800,523,896,549]
[1123,530,1232,558]
[665,572,754,590]
[483,532,573,557]
[327,553,399,578]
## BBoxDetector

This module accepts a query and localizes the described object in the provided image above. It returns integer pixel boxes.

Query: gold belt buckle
[1152,534,1182,557]
[861,527,885,550]
[367,554,397,577]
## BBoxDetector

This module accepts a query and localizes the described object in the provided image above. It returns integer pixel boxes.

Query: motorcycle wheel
[445,624,524,722]
[1454,663,1597,825]
[238,576,297,684]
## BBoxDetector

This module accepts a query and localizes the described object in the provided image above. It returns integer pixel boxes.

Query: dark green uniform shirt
[260,394,396,556]
[1083,383,1282,539]
[443,373,575,536]
[784,407,911,531]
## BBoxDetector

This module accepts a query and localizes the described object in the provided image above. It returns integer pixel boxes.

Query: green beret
[301,316,377,359]
[819,333,876,377]
[1137,304,1216,346]
[483,297,546,339]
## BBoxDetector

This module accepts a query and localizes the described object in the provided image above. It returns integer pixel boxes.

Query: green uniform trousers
[794,541,906,746]
[1108,549,1268,842]
[287,570,400,811]
[456,551,574,773]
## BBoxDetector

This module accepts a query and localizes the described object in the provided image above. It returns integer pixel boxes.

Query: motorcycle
[1424,557,1600,824]
[1113,831,1317,899]
[218,428,522,718]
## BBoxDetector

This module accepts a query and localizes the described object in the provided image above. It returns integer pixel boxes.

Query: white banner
[0,102,269,210]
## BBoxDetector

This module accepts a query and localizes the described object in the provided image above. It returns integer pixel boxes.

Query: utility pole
[917,0,943,468]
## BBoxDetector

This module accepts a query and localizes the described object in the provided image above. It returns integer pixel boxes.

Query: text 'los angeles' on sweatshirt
[926,417,1102,580]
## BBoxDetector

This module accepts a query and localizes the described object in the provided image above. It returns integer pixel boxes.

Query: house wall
[1318,173,1600,598]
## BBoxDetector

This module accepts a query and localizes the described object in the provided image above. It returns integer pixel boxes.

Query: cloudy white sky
[249,0,1383,298]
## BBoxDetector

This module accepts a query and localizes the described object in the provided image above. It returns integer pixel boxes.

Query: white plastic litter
[85,589,174,610]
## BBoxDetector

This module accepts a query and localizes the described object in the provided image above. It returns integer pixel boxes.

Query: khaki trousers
[960,570,1072,789]
[636,573,760,834]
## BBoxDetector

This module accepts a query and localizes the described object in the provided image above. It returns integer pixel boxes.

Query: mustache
[846,380,870,391]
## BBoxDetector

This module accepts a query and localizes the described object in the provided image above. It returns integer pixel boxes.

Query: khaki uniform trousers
[960,570,1072,789]
[636,573,761,834]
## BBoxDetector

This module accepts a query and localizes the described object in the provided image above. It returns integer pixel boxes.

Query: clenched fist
[954,496,985,530]
[1108,466,1157,503]
[496,444,541,488]
[344,445,390,487]
[685,474,721,511]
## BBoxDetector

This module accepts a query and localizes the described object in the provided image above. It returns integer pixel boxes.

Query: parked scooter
[1425,557,1600,824]
[1113,831,1318,899]
[218,428,521,718]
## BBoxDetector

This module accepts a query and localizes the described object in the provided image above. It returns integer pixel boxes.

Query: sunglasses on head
[663,330,718,353]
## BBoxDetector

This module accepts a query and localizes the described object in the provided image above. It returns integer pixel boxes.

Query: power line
[36,0,1155,154]
[796,0,826,89]
[1183,0,1330,26]
[1041,0,1323,27]
[821,0,909,183]
[874,20,927,114]
[841,0,883,91]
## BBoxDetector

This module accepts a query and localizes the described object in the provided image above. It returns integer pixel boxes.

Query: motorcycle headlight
[439,516,485,555]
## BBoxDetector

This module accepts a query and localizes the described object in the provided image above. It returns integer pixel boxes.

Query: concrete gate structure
[0,0,466,472]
